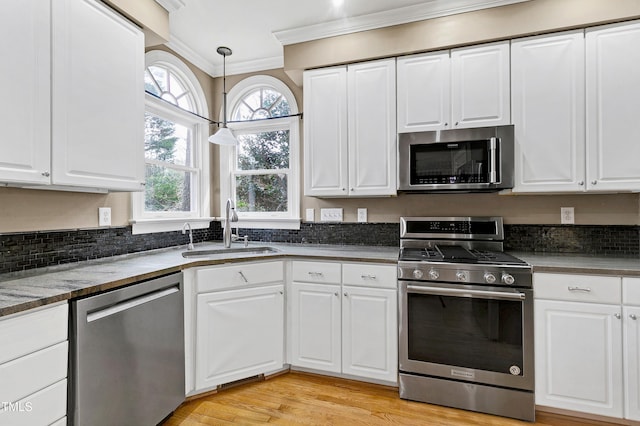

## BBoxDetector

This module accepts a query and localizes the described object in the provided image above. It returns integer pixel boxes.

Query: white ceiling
[156,0,529,78]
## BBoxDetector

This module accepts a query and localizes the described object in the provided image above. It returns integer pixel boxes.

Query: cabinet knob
[344,292,348,297]
[334,292,339,297]
[578,181,584,186]
[279,291,284,295]
[631,314,638,320]
[591,180,597,185]
[41,171,50,177]
[350,188,354,192]
[455,122,459,126]
[444,122,448,126]
[614,313,621,320]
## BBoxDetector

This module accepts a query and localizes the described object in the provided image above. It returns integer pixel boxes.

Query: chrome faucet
[182,222,194,250]
[223,199,238,248]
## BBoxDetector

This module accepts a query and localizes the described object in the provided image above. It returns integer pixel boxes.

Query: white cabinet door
[195,284,284,390]
[289,282,341,373]
[342,285,397,383]
[451,41,511,129]
[624,306,640,421]
[51,0,145,191]
[397,51,451,133]
[511,31,586,193]
[347,59,397,196]
[0,1,51,185]
[535,299,623,417]
[303,67,349,197]
[586,20,640,192]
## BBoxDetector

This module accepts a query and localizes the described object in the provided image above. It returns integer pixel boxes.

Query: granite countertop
[2,241,639,318]
[0,242,399,317]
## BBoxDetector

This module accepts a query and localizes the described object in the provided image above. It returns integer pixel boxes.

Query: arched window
[132,50,211,234]
[221,76,300,229]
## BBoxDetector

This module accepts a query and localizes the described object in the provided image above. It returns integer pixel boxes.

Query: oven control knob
[413,269,424,279]
[456,271,468,282]
[502,273,516,285]
[484,273,497,284]
[428,269,439,280]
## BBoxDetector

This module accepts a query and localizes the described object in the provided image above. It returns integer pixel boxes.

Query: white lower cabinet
[289,261,398,384]
[0,303,68,426]
[186,261,285,394]
[534,273,640,421]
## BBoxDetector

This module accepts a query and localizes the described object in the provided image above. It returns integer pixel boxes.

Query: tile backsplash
[0,222,637,274]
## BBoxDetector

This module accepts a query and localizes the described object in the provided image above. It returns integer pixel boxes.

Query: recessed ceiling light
[332,0,344,8]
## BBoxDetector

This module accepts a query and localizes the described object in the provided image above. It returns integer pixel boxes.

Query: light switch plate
[357,208,367,223]
[320,208,343,222]
[98,207,111,227]
[305,208,315,222]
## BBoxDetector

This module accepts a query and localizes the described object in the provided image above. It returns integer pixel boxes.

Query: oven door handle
[407,284,526,301]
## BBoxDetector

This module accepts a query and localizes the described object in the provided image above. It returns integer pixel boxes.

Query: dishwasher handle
[87,285,180,323]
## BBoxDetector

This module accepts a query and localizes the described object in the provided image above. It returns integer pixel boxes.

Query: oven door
[399,280,534,391]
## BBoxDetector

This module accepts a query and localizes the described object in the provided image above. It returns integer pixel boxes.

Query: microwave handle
[489,137,498,184]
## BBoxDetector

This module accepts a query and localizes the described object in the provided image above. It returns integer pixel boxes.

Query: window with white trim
[221,76,300,229]
[132,50,211,234]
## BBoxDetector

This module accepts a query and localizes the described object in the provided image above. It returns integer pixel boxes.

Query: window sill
[224,218,301,230]
[130,217,215,235]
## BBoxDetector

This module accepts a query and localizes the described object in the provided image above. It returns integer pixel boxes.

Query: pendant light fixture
[208,46,238,146]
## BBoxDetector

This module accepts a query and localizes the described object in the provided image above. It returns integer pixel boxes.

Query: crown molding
[273,0,530,45]
[166,36,283,78]
[155,0,186,13]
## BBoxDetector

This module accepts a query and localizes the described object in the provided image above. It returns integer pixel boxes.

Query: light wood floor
[164,372,618,425]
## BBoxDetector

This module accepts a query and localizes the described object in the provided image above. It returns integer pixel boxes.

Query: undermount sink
[182,246,279,258]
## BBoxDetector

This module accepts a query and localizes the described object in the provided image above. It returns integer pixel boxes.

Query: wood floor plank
[164,372,617,426]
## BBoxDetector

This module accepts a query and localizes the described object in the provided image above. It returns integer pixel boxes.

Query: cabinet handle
[308,271,324,278]
[631,314,638,320]
[238,271,248,283]
[361,274,377,280]
[568,286,591,293]
[578,181,584,186]
[614,313,621,320]
[41,171,50,177]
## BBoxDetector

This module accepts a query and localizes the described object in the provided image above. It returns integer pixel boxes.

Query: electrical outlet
[357,208,368,223]
[320,208,343,222]
[99,207,111,227]
[561,207,574,224]
[305,208,315,222]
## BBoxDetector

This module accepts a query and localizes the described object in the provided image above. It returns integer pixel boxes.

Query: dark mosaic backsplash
[504,224,640,256]
[0,222,637,274]
[0,222,222,275]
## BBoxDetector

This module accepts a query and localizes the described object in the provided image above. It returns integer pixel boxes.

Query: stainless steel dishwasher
[69,272,185,426]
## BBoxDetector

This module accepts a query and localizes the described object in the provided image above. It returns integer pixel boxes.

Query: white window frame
[220,75,300,230]
[131,50,212,234]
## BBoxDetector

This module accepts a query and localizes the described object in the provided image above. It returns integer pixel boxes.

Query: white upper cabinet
[0,0,144,192]
[397,51,450,132]
[586,20,640,192]
[397,41,510,133]
[0,1,51,185]
[511,31,586,192]
[51,0,145,191]
[304,59,396,197]
[347,60,397,196]
[303,67,349,197]
[450,41,511,129]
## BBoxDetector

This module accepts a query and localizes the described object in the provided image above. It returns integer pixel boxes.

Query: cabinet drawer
[292,261,341,284]
[196,261,283,292]
[0,303,67,365]
[0,342,67,404]
[342,263,397,289]
[0,379,66,426]
[623,277,640,305]
[534,273,621,304]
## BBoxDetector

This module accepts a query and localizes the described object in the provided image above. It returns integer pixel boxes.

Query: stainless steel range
[398,216,535,422]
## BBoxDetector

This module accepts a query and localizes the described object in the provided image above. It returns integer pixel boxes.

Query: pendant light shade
[209,46,237,146]
[208,127,237,145]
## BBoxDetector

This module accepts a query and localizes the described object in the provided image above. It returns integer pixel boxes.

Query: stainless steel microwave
[398,125,514,192]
